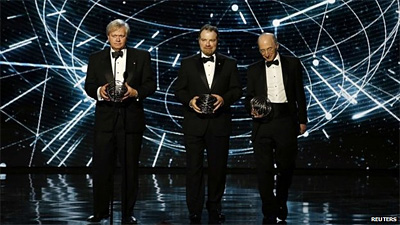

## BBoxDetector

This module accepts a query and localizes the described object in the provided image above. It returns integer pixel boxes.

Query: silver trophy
[250,95,272,118]
[196,94,217,114]
[106,80,127,102]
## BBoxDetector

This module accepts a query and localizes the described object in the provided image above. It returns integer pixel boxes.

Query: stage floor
[1,170,399,224]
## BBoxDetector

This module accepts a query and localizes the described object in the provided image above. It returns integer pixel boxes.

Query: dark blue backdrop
[1,0,399,169]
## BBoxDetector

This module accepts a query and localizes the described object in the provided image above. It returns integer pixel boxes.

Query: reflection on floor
[0,170,399,224]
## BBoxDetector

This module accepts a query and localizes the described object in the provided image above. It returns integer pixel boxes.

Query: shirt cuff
[97,86,104,101]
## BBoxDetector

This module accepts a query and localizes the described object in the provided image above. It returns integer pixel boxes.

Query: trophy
[196,94,217,114]
[106,80,127,102]
[250,95,272,118]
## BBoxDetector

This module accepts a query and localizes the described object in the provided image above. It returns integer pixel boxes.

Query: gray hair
[106,19,130,36]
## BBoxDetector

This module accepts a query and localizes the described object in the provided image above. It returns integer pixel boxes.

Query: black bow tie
[266,60,279,67]
[202,56,214,63]
[112,51,123,59]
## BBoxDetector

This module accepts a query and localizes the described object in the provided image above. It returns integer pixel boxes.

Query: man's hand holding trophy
[250,95,272,119]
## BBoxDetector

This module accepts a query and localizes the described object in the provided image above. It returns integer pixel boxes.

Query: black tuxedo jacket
[246,54,307,136]
[85,47,156,132]
[174,53,242,136]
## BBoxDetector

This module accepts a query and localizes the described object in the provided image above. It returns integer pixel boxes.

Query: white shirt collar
[201,52,215,59]
[273,52,281,62]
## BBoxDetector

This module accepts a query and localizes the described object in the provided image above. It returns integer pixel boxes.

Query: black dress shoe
[208,211,225,224]
[277,203,288,221]
[87,214,109,222]
[189,213,201,224]
[121,216,138,224]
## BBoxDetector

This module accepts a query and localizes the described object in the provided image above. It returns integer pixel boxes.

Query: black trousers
[92,110,142,218]
[184,131,229,215]
[253,111,298,216]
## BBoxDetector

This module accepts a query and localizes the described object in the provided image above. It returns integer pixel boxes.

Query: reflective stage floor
[1,169,399,225]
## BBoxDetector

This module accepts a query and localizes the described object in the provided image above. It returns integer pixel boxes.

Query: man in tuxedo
[84,19,156,224]
[246,33,307,224]
[174,24,242,224]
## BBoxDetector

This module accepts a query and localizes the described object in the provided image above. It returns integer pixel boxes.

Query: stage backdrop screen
[1,0,399,169]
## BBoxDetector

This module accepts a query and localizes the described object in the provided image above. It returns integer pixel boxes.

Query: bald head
[258,33,279,62]
[258,33,278,45]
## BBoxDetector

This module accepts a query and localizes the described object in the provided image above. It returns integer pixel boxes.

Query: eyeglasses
[110,34,126,39]
[259,47,275,54]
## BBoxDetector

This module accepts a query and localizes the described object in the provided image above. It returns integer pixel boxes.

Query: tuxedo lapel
[259,61,267,95]
[196,55,210,90]
[210,53,224,90]
[280,55,289,89]
[125,48,136,83]
[101,48,114,83]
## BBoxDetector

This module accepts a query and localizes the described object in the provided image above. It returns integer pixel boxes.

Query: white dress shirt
[97,48,127,100]
[202,52,216,89]
[265,53,287,103]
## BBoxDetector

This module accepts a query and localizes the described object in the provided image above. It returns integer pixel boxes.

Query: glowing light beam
[86,158,92,167]
[134,39,145,48]
[172,53,180,67]
[46,10,66,17]
[350,79,398,119]
[239,11,247,24]
[47,135,74,164]
[305,86,332,120]
[76,35,99,47]
[311,67,340,97]
[155,47,160,90]
[151,31,159,38]
[273,0,335,27]
[7,14,24,19]
[58,135,84,167]
[323,56,400,121]
[1,42,30,55]
[73,76,85,88]
[244,0,263,32]
[386,73,400,84]
[322,129,330,139]
[70,100,82,112]
[152,133,166,167]
[41,111,83,152]
[1,77,52,110]
[9,36,38,48]
[0,61,82,70]
[59,101,95,140]
[338,85,357,105]
[352,94,400,120]
[41,101,94,153]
